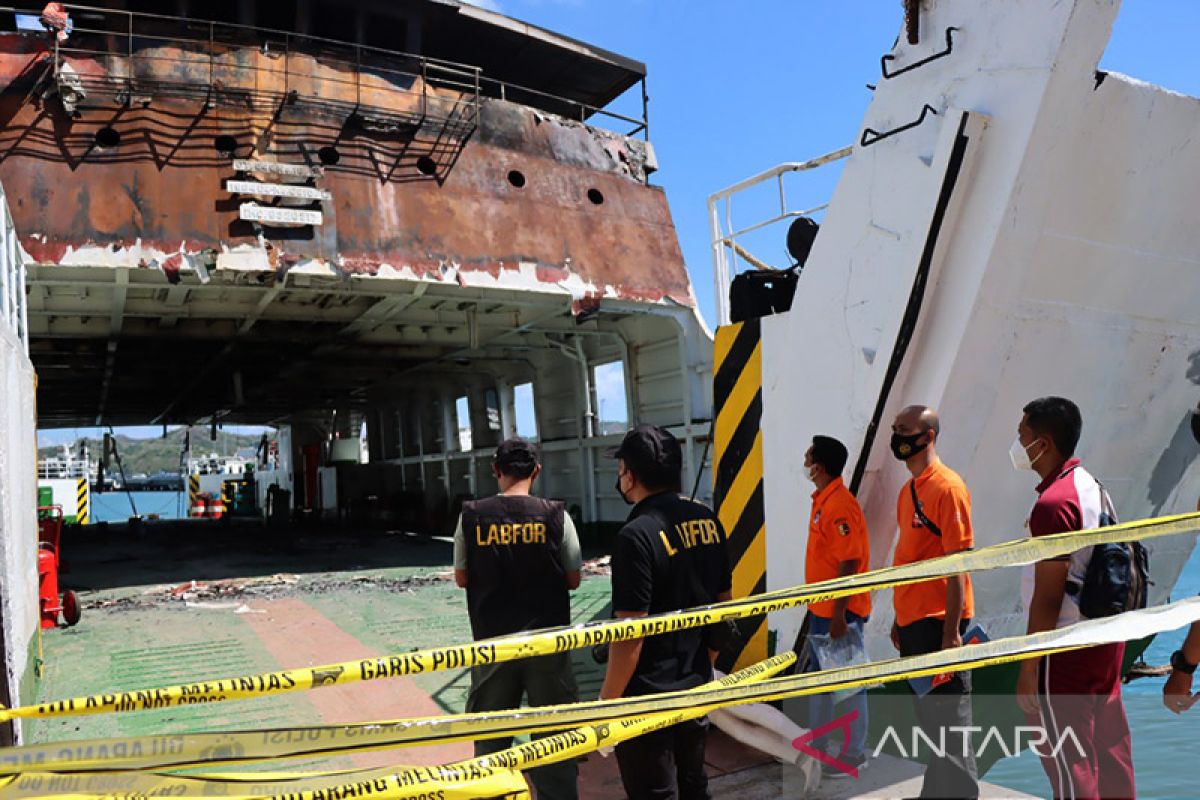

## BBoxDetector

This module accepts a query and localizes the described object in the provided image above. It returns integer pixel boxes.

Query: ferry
[35,443,93,481]
[0,0,1196,795]
[35,443,93,524]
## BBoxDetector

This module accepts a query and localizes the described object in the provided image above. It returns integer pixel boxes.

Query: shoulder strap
[1094,478,1120,526]
[909,480,942,538]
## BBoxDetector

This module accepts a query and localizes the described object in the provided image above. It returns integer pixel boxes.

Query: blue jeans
[806,612,869,761]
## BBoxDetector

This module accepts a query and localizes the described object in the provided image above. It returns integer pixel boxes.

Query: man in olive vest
[453,438,582,800]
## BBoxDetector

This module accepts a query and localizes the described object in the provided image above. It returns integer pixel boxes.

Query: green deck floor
[24,520,613,775]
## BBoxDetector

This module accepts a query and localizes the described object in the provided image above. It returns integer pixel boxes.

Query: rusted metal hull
[0,38,692,307]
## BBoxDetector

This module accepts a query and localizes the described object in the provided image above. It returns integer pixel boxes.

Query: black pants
[897,618,979,800]
[614,717,710,800]
[467,652,578,800]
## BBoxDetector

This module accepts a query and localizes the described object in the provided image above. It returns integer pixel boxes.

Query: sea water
[986,541,1200,799]
[90,490,188,522]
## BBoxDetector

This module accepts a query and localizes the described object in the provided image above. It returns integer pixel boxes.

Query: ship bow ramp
[709,0,1200,659]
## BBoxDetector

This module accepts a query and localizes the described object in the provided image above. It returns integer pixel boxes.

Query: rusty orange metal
[0,31,693,307]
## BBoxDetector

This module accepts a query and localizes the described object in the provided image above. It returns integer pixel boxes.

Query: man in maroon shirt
[1012,396,1135,799]
[1163,619,1200,714]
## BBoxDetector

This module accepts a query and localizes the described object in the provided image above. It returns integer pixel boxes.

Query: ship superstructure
[0,0,712,736]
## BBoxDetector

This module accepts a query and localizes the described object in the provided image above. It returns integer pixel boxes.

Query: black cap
[605,424,682,483]
[493,438,539,476]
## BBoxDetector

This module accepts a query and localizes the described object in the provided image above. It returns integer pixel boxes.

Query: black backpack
[1067,483,1151,619]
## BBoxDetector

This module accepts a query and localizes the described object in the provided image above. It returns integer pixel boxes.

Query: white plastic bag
[807,624,877,704]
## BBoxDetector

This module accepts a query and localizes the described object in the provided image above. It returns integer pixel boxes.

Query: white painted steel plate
[232,160,320,178]
[239,203,323,226]
[226,180,331,200]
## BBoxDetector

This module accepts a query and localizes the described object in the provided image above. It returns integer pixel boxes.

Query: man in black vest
[600,425,733,800]
[453,438,582,800]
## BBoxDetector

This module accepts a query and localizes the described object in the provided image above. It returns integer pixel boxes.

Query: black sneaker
[821,754,868,780]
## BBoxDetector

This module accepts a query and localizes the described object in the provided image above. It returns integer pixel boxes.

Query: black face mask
[890,431,929,461]
[616,473,631,505]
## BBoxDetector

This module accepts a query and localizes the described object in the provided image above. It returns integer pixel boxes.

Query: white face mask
[1009,436,1045,471]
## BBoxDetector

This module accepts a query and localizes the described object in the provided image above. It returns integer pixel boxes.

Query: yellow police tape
[0,767,532,800]
[0,654,798,799]
[6,596,1200,777]
[2,510,1196,727]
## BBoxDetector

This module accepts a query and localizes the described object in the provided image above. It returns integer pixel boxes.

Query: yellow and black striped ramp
[75,478,89,525]
[713,318,767,671]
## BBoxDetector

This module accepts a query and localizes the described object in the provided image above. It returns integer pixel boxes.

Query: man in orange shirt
[889,405,979,799]
[803,435,871,777]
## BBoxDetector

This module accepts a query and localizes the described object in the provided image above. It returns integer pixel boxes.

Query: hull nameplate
[232,160,321,179]
[226,180,331,201]
[239,204,323,226]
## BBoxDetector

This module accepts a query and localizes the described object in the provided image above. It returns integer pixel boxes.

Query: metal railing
[707,146,852,326]
[482,75,649,140]
[4,4,648,140]
[0,182,27,354]
[38,4,476,131]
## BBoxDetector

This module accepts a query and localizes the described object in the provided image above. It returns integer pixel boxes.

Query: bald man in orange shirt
[889,405,979,799]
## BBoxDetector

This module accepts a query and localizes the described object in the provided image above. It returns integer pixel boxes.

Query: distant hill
[38,428,264,477]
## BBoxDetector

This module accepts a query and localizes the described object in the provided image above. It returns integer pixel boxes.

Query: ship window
[94,127,120,149]
[587,188,604,206]
[213,135,238,155]
[318,146,340,166]
[592,361,628,433]
[484,389,501,431]
[507,170,526,188]
[514,382,538,440]
[455,396,472,451]
[417,156,437,176]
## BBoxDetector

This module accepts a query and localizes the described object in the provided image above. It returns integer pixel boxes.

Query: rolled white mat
[709,704,799,764]
[709,670,821,795]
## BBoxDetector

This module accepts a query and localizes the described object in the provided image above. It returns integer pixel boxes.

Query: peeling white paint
[29,240,678,307]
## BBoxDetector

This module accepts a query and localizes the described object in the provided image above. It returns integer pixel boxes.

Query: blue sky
[458,0,1200,328]
[39,2,1200,445]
